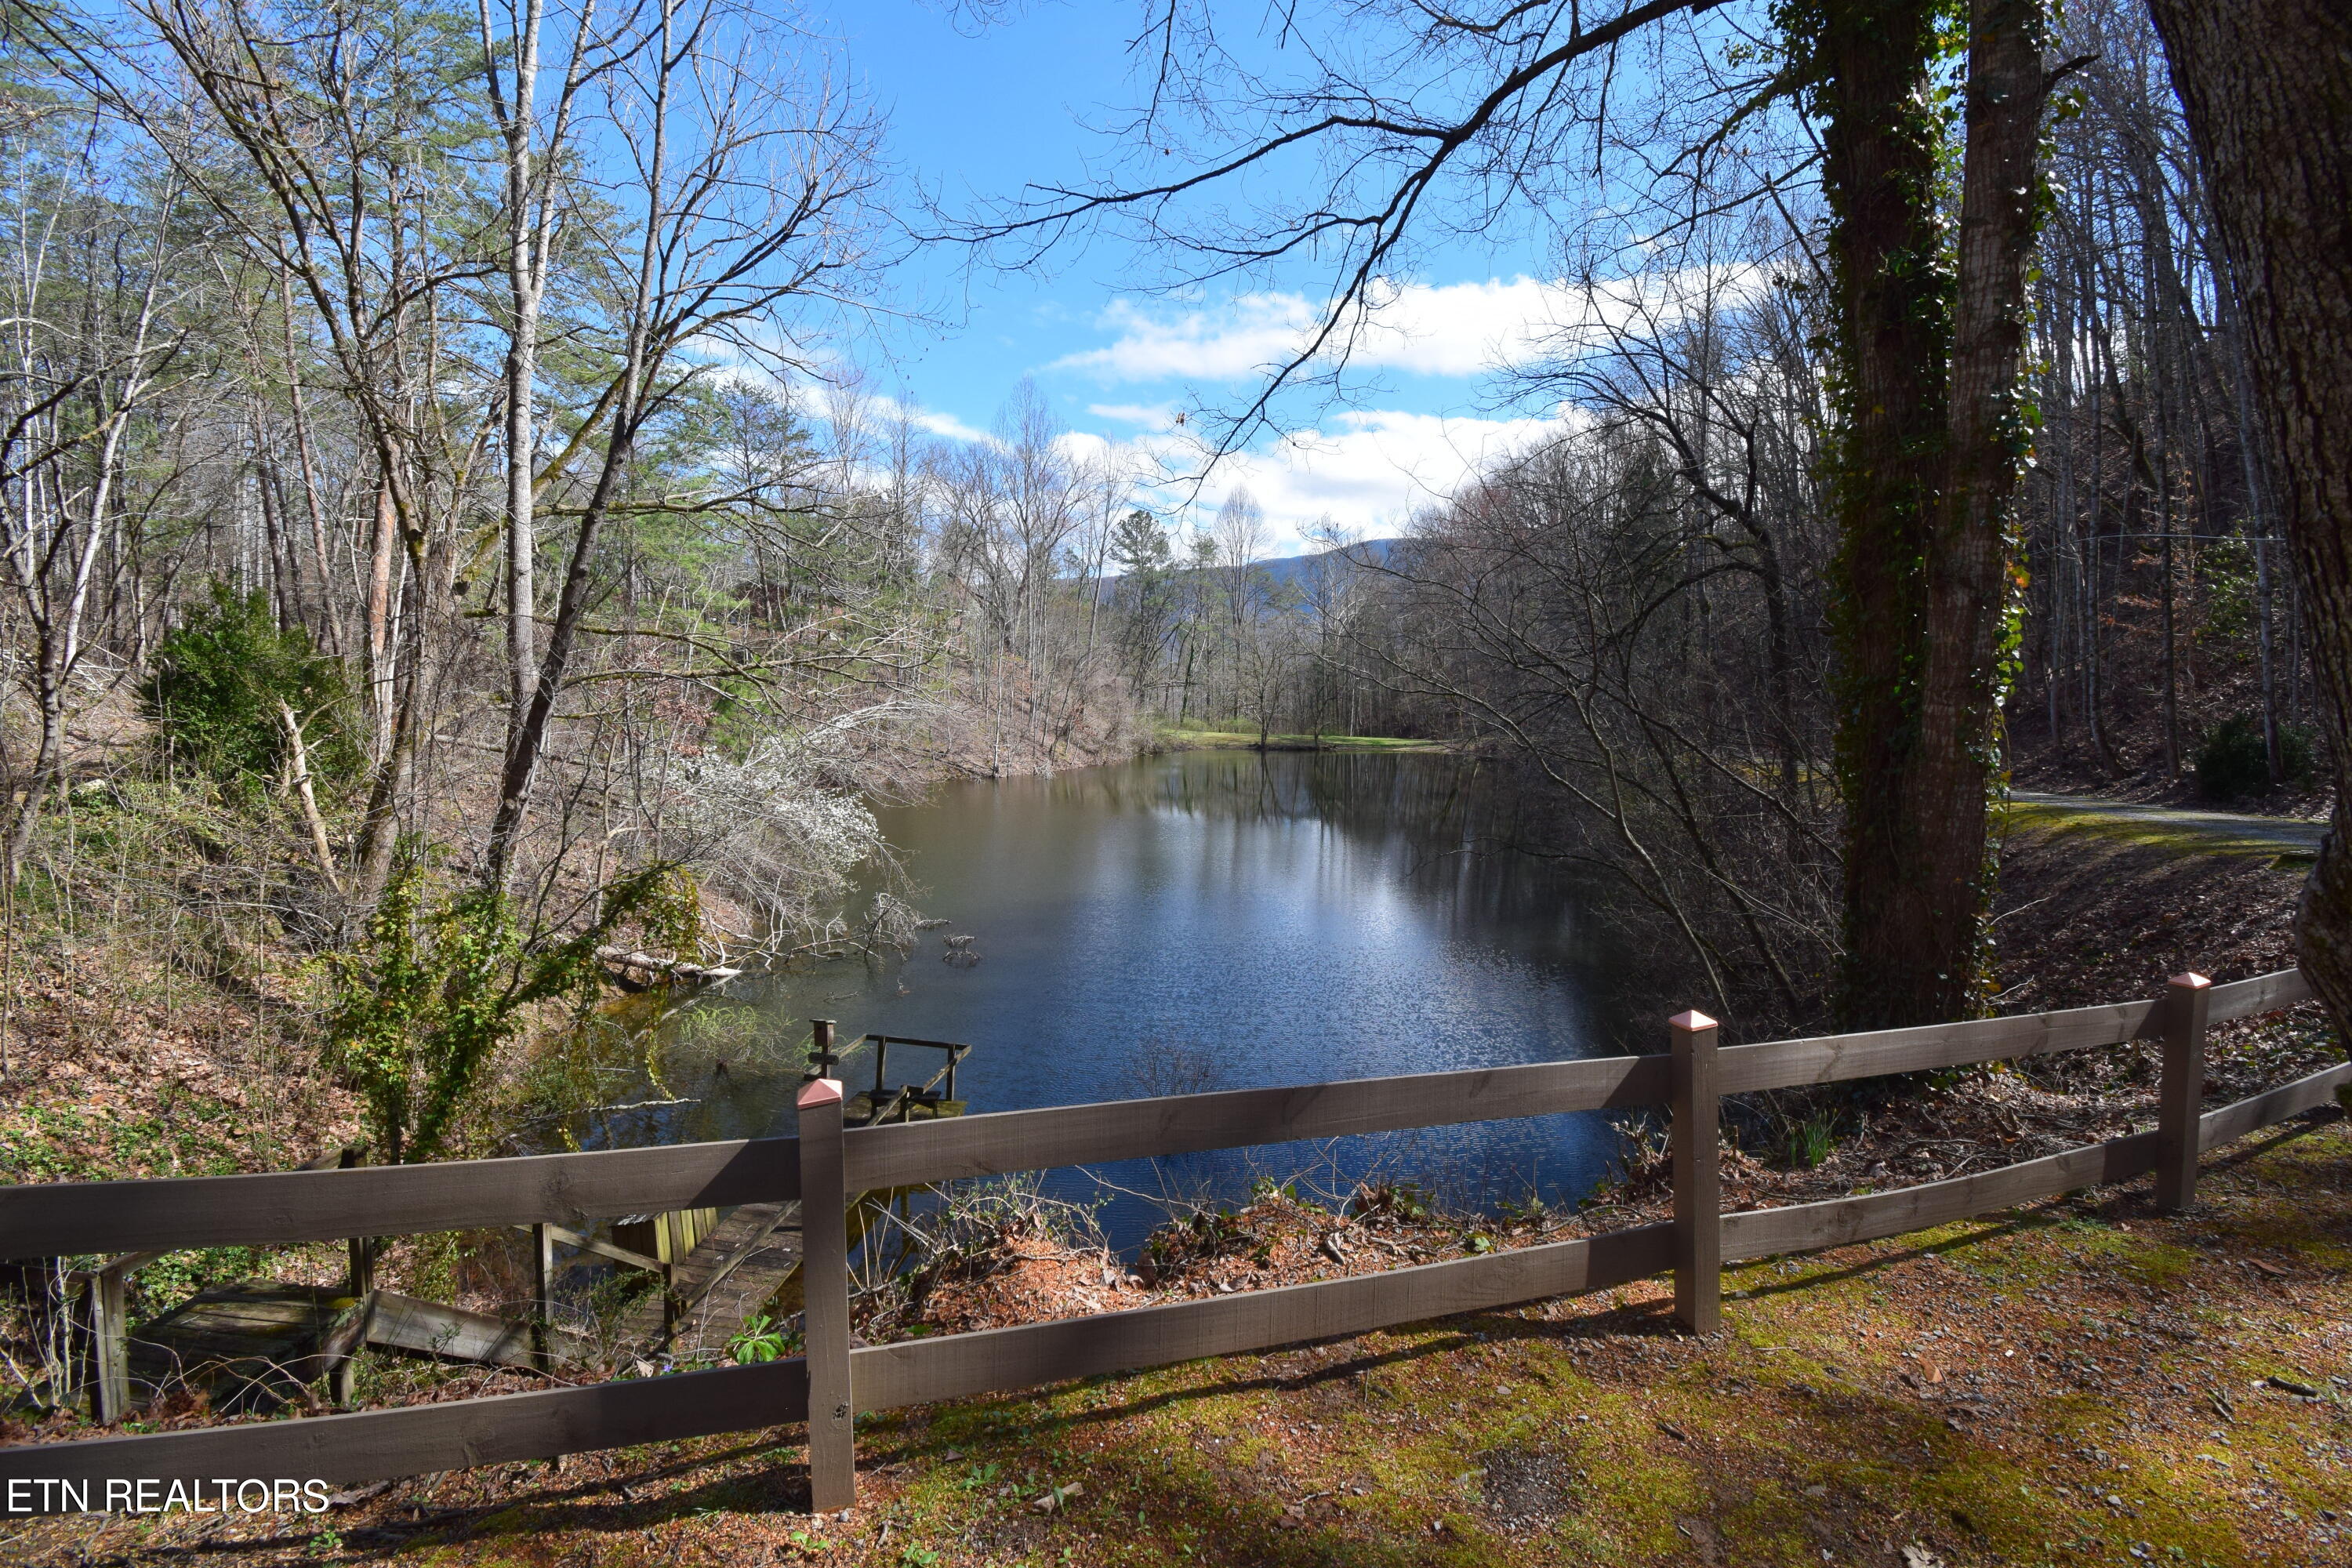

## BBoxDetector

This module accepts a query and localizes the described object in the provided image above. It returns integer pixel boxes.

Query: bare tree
[483,0,885,890]
[89,0,506,897]
[0,117,190,878]
[477,0,623,761]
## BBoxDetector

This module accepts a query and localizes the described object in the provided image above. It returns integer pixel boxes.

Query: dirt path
[2009,790,2328,856]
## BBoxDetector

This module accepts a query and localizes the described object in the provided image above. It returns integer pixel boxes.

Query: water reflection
[605,750,1650,1252]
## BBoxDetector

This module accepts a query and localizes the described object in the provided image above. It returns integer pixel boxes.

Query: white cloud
[909,407,993,444]
[1057,295,1318,383]
[1087,406,1577,556]
[1053,270,1769,387]
[1341,278,1577,378]
[1085,401,1181,428]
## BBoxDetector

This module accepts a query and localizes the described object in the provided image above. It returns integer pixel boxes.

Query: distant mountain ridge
[1253,537,1403,590]
[1101,537,1406,597]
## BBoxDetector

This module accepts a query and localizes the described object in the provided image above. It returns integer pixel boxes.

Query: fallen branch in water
[593,946,742,990]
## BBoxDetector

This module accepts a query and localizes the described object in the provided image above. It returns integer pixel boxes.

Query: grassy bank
[17,1112,2347,1567]
[1154,726,1450,753]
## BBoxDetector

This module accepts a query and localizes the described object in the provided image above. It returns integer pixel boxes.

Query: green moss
[2001,799,2321,859]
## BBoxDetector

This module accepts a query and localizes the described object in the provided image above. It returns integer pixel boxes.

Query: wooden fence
[2,967,2344,1515]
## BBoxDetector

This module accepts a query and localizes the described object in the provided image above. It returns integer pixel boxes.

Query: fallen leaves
[1902,1354,1947,1393]
[1027,1481,1081,1514]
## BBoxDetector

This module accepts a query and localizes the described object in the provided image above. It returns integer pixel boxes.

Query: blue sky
[828,2,1594,553]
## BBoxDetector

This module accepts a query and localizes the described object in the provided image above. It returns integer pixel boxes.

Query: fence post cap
[797,1077,844,1109]
[1669,1009,1718,1033]
[2168,971,2212,990]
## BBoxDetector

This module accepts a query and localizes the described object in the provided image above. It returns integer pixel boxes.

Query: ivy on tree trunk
[1784,0,2050,1029]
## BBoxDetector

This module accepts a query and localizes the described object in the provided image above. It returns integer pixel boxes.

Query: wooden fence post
[340,1145,374,1301]
[530,1222,555,1370]
[84,1265,130,1424]
[2156,971,2214,1214]
[797,1076,855,1512]
[1670,1010,1721,1335]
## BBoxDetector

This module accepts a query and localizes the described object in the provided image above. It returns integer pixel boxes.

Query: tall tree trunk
[1806,0,2048,1029]
[2142,0,2352,1053]
[502,290,539,760]
[1907,0,2049,1014]
[487,0,549,760]
[3,674,67,885]
[350,433,452,906]
[1802,0,1955,1030]
[281,274,342,657]
[365,477,397,764]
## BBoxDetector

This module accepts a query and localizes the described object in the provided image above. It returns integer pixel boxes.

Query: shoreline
[1149,728,1453,754]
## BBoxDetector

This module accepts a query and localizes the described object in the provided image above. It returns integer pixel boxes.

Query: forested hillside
[0,0,1168,1247]
[0,0,2339,1138]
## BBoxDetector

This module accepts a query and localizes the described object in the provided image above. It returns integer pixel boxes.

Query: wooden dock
[603,1033,974,1361]
[613,1199,804,1362]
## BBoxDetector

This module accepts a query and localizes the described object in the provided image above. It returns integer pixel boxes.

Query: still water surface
[626,750,1646,1251]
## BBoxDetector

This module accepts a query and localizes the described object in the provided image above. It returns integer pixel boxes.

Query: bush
[139,583,362,798]
[326,856,702,1165]
[2194,713,2315,800]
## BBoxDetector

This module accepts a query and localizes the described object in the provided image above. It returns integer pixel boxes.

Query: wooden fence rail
[0,1138,802,1259]
[2,966,2340,1512]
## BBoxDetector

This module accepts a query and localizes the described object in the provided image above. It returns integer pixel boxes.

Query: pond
[597,750,1658,1254]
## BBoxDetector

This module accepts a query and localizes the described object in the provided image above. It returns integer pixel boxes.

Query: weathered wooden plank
[1719,1132,2163,1262]
[0,1137,799,1258]
[531,1222,668,1276]
[849,1222,1673,1414]
[2197,1059,2352,1152]
[125,1283,365,1414]
[0,1357,809,1498]
[614,1207,720,1267]
[2199,967,2313,1026]
[87,1268,129,1424]
[363,1291,546,1368]
[654,1210,804,1361]
[844,1055,1673,1191]
[1719,998,2155,1095]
